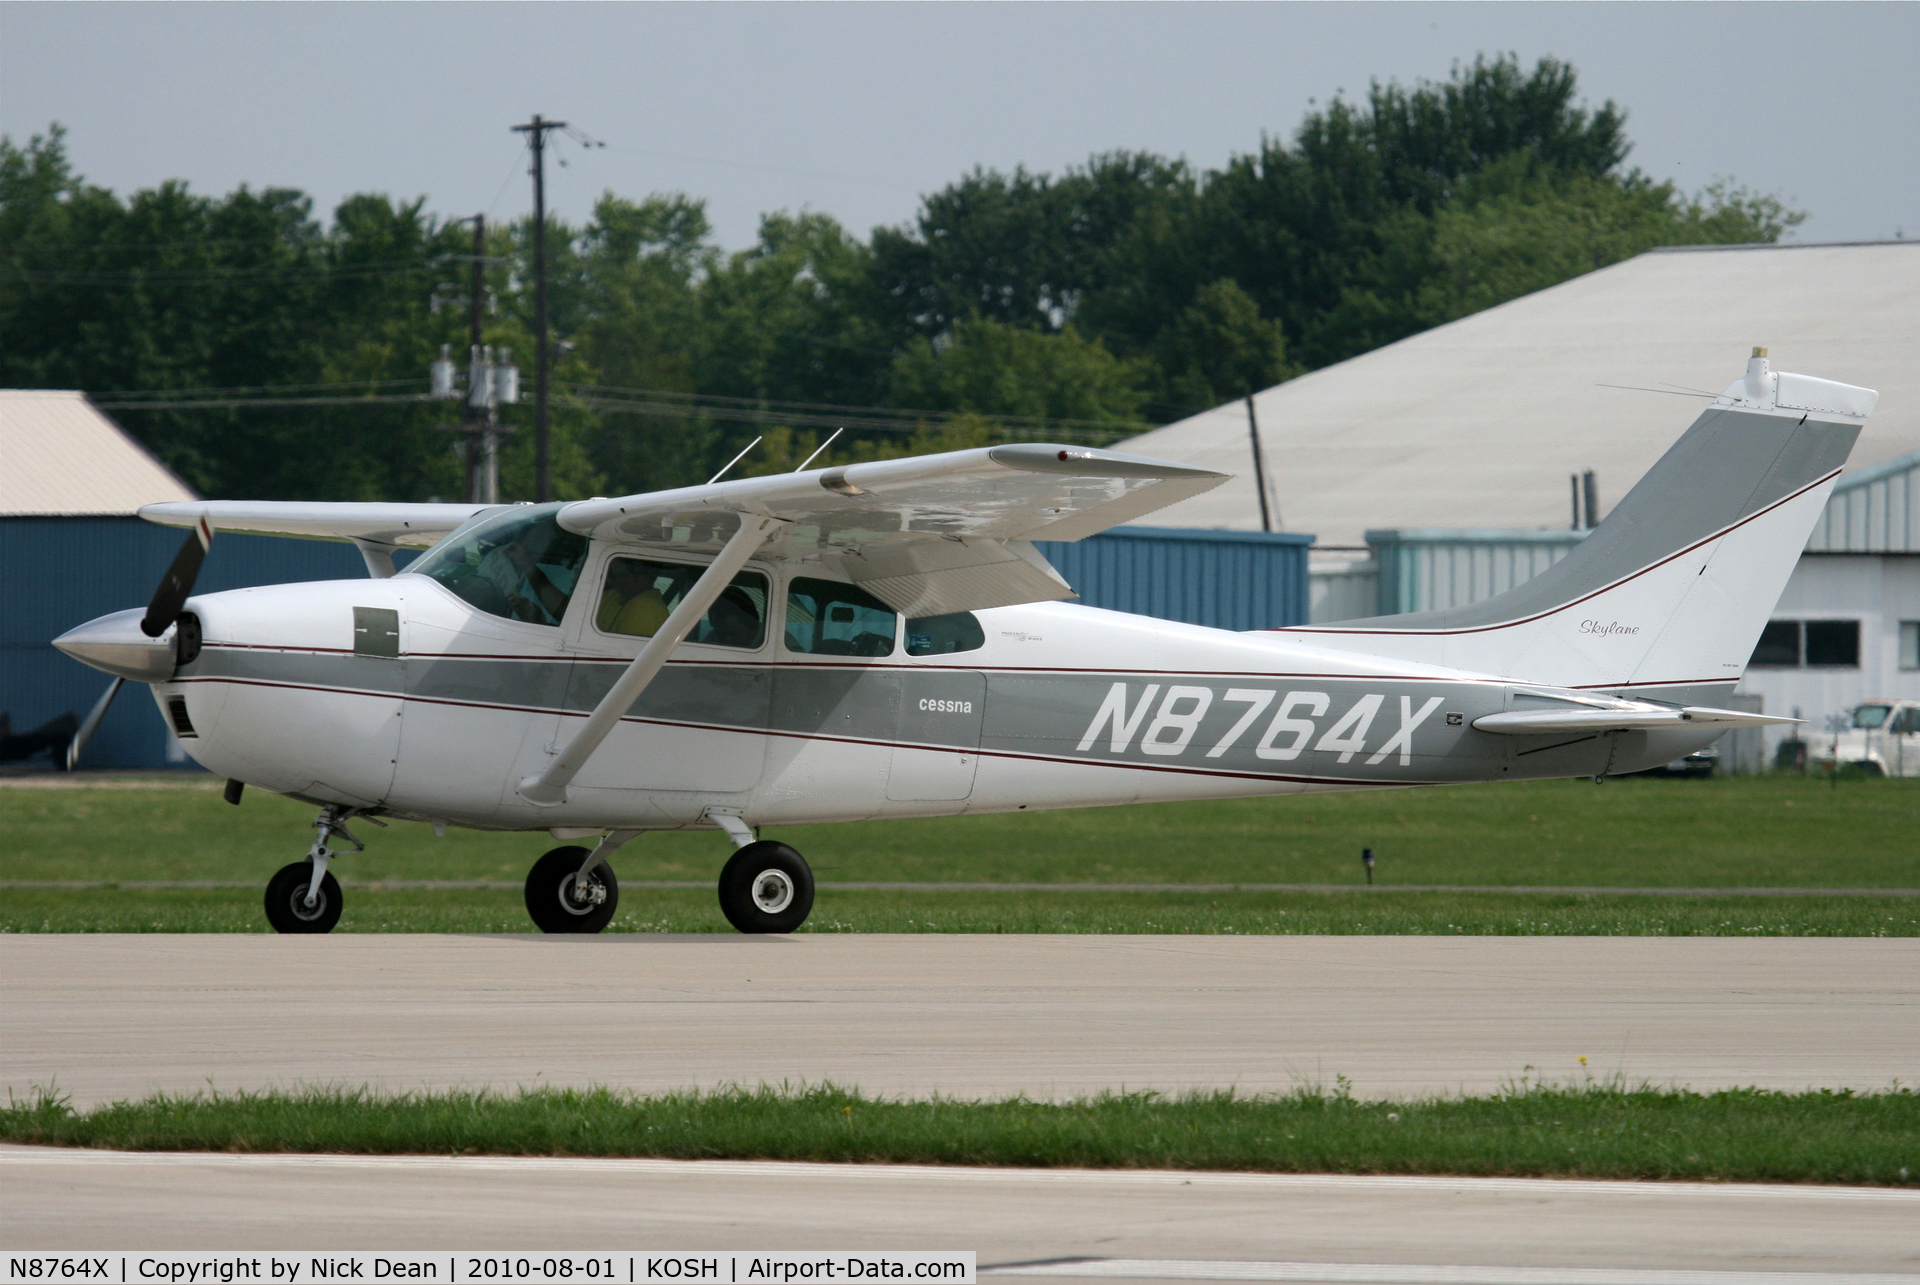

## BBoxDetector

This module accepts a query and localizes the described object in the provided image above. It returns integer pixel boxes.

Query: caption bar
[5,1257,975,1285]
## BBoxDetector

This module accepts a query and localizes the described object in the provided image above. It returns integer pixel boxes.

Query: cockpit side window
[406,503,588,627]
[597,556,768,649]
[906,612,986,656]
[784,578,896,657]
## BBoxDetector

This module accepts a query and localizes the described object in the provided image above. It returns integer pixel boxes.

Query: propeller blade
[66,676,125,770]
[141,515,213,638]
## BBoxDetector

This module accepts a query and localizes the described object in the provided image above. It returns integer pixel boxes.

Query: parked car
[1814,701,1920,777]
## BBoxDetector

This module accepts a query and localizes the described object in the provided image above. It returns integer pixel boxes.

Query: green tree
[885,316,1147,428]
[1149,279,1297,419]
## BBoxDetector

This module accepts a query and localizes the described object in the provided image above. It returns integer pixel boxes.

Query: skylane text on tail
[53,351,1873,934]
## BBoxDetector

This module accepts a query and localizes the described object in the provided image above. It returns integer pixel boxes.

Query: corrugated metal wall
[1365,529,1588,616]
[1034,526,1313,632]
[1308,557,1380,625]
[1,518,387,769]
[1806,449,1918,554]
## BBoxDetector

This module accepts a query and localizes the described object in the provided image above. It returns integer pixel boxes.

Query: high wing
[560,444,1226,616]
[140,500,494,549]
[137,444,1227,615]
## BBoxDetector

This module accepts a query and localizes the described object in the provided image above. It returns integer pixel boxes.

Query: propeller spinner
[53,517,213,768]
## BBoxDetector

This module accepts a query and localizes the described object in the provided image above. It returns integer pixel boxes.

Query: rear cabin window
[595,557,768,650]
[407,504,587,627]
[784,578,896,657]
[906,611,986,656]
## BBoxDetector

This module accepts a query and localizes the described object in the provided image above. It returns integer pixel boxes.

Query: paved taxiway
[6,1147,1918,1278]
[3,935,1915,1104]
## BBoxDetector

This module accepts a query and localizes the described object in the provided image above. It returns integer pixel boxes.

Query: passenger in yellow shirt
[598,560,673,637]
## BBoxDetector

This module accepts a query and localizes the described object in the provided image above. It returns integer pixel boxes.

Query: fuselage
[146,553,1719,834]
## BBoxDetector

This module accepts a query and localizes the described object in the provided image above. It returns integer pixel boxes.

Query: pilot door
[559,550,773,793]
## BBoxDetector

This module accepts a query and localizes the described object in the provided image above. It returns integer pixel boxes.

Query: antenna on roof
[707,436,763,485]
[793,427,844,473]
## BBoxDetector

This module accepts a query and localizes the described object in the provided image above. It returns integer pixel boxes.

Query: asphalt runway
[3,935,1916,1105]
[5,1146,1918,1278]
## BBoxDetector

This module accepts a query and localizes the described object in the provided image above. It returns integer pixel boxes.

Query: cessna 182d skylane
[54,352,1875,934]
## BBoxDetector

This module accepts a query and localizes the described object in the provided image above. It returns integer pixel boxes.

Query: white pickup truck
[1817,701,1920,777]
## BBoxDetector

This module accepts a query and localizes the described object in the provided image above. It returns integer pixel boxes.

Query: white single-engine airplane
[55,352,1873,934]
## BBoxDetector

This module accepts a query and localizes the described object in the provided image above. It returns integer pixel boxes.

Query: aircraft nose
[53,607,179,682]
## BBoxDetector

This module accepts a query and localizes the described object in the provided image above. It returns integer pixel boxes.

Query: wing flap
[842,538,1073,616]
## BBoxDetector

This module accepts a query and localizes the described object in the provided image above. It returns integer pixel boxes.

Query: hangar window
[407,503,589,627]
[1750,621,1801,667]
[1901,621,1919,670]
[1749,619,1861,669]
[1804,620,1860,667]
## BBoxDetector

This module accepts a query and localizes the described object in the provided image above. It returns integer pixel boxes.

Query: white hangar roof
[0,390,196,516]
[1119,241,1920,547]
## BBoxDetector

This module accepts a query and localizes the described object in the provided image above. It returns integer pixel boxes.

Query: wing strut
[517,514,781,807]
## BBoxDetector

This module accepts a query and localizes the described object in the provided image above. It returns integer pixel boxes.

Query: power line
[94,393,435,411]
[85,379,1140,443]
[560,381,1155,435]
[90,378,425,399]
[1,258,454,285]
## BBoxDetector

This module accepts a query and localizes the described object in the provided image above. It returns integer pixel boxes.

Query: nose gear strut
[263,804,385,934]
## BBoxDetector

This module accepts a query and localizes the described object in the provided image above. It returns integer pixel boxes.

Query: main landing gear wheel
[265,860,343,934]
[718,841,815,934]
[525,845,620,934]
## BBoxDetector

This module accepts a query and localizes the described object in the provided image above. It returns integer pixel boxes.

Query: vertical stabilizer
[1285,353,1875,703]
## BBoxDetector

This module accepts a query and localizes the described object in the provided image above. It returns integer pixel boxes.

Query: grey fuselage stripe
[173,648,1625,785]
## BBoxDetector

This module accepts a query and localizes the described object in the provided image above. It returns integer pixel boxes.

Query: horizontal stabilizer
[1473,706,1800,735]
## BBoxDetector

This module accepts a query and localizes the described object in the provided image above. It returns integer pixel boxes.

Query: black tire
[524,845,619,934]
[718,841,814,934]
[264,860,343,934]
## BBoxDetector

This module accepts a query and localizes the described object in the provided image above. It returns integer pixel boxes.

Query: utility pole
[430,215,517,504]
[464,214,486,502]
[1245,394,1275,534]
[511,114,565,502]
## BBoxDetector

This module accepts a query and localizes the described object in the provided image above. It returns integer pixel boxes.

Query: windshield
[1853,704,1892,729]
[406,503,589,626]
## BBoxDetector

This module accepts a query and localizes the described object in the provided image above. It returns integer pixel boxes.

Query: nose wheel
[265,860,343,933]
[718,840,815,934]
[264,805,367,934]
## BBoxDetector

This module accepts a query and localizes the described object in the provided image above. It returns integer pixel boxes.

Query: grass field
[4,1081,1914,1186]
[3,773,1916,934]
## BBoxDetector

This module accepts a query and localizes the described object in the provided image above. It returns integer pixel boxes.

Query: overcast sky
[3,2,1915,250]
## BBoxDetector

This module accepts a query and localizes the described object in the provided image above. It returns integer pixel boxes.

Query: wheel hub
[287,885,328,921]
[751,869,795,915]
[560,873,607,915]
